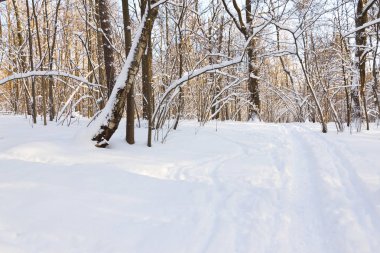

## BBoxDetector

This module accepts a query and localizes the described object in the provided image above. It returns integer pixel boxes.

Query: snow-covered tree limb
[0,71,102,88]
[153,18,271,126]
[90,1,160,146]
[343,17,380,37]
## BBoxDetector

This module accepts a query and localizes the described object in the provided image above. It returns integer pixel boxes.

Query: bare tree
[97,0,116,98]
[25,0,37,123]
[123,0,134,144]
[221,0,262,120]
[351,0,376,130]
[92,0,161,147]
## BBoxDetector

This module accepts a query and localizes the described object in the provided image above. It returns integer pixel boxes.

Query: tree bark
[31,0,47,125]
[246,0,260,120]
[44,0,62,121]
[141,0,154,146]
[146,39,153,147]
[372,13,380,121]
[97,0,116,98]
[26,0,37,123]
[92,1,159,146]
[122,0,135,144]
[352,0,369,130]
[0,10,2,42]
[11,0,26,114]
[173,3,185,130]
[141,0,151,121]
[94,0,106,108]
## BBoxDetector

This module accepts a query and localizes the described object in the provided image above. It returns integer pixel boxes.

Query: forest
[1,0,380,147]
[0,1,380,252]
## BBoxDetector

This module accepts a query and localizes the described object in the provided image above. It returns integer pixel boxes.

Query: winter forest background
[0,1,380,253]
[0,0,380,145]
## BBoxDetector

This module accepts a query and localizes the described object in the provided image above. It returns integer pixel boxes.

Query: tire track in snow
[194,124,330,253]
[265,125,332,253]
[118,123,379,253]
[292,125,380,253]
[190,125,286,253]
[156,129,256,253]
[193,136,258,253]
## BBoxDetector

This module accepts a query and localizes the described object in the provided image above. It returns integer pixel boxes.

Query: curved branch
[0,71,102,88]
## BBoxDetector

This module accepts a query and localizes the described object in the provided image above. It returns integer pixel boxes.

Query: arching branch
[0,71,102,88]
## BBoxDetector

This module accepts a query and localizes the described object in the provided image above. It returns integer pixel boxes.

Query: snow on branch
[152,0,168,9]
[0,71,102,88]
[361,0,377,17]
[89,2,160,142]
[158,57,243,104]
[343,17,380,37]
[152,56,245,128]
[153,19,271,125]
[156,19,270,105]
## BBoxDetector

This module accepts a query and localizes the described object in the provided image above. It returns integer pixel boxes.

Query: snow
[0,71,101,88]
[0,116,380,253]
[89,5,149,139]
[154,55,244,119]
[343,17,380,37]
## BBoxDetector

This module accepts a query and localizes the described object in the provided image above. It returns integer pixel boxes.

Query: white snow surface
[0,116,379,253]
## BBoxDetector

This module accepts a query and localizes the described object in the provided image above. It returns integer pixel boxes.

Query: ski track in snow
[0,116,379,253]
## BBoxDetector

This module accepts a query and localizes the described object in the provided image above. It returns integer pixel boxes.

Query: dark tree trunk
[31,0,47,125]
[146,39,153,147]
[0,11,2,41]
[92,2,159,146]
[372,13,380,121]
[26,0,37,123]
[45,0,62,121]
[341,39,351,127]
[122,0,135,144]
[173,31,183,129]
[141,0,151,121]
[141,0,154,146]
[12,0,26,114]
[173,2,186,129]
[209,19,217,120]
[142,43,153,122]
[247,46,260,120]
[246,0,260,120]
[98,0,116,98]
[352,0,369,130]
[95,0,106,108]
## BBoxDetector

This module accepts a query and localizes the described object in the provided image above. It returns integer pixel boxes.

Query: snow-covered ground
[0,116,379,253]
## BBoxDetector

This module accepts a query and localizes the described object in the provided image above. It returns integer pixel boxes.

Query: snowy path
[0,116,379,253]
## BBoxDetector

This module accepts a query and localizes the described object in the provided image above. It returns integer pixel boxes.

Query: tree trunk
[352,0,368,131]
[372,16,380,121]
[173,31,184,129]
[92,2,159,146]
[142,0,150,121]
[45,0,62,121]
[146,39,153,147]
[123,0,135,144]
[173,2,186,129]
[141,0,154,146]
[31,0,47,125]
[247,46,260,120]
[97,0,116,98]
[26,0,37,123]
[0,11,2,42]
[95,0,106,108]
[12,0,27,115]
[246,0,260,121]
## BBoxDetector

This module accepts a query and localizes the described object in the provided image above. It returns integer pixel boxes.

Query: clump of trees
[1,0,380,147]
